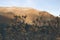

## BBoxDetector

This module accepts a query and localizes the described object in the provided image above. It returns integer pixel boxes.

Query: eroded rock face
[0,7,55,26]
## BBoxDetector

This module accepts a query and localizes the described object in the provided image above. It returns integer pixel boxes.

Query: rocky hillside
[0,7,56,26]
[0,7,60,40]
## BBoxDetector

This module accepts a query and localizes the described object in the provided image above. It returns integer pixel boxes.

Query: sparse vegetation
[0,15,60,40]
[0,7,60,40]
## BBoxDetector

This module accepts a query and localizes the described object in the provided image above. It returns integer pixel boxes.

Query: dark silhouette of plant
[0,15,59,40]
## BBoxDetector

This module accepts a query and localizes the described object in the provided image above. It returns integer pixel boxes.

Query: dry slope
[0,7,55,26]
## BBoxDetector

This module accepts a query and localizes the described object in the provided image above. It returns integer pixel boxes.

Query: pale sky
[0,0,60,16]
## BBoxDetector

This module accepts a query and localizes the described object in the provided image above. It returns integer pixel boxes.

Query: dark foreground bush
[0,16,59,40]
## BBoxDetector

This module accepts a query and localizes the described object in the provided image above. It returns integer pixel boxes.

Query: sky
[0,0,60,16]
